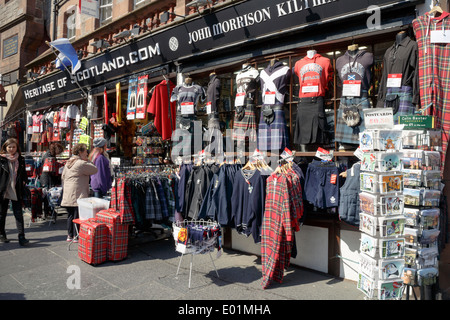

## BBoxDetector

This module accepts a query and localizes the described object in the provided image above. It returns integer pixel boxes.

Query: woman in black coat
[0,138,29,245]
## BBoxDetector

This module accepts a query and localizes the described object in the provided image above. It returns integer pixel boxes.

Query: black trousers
[0,198,25,236]
[66,206,79,238]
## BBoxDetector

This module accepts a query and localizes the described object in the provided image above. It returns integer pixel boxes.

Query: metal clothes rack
[172,219,221,289]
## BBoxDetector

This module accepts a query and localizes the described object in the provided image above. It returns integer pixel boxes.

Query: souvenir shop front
[21,0,449,298]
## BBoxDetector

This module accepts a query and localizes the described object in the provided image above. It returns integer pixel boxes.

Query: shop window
[133,0,148,10]
[100,0,113,25]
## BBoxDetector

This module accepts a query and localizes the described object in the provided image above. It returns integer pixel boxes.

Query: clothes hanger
[428,1,443,16]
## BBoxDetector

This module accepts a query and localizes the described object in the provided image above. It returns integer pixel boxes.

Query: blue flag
[49,38,81,74]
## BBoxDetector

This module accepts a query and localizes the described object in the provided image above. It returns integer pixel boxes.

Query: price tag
[353,147,364,160]
[387,74,402,88]
[206,102,212,114]
[315,147,334,161]
[342,80,361,97]
[111,157,121,166]
[330,174,337,185]
[235,92,245,107]
[181,102,194,115]
[430,29,450,43]
[264,91,276,105]
[301,83,319,93]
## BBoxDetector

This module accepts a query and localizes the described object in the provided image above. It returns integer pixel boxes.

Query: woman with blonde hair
[88,137,111,199]
[61,143,97,242]
[0,138,29,245]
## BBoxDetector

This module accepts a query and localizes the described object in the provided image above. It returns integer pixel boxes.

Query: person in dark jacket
[40,142,64,218]
[0,138,29,245]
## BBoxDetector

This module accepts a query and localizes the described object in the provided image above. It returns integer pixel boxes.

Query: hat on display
[93,137,107,148]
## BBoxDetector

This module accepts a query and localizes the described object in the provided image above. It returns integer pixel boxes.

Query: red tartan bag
[78,220,108,265]
[94,210,128,261]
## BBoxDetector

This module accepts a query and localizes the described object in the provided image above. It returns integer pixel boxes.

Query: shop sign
[398,115,435,129]
[364,108,394,129]
[22,0,420,104]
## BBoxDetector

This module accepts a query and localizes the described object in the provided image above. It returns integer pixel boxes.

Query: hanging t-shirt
[66,104,80,120]
[32,113,43,133]
[336,50,374,95]
[59,107,68,128]
[170,83,205,116]
[294,53,333,98]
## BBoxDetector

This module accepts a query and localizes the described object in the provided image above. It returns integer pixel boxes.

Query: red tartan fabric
[94,210,129,261]
[413,12,450,171]
[78,220,108,265]
[261,173,295,289]
[111,177,135,224]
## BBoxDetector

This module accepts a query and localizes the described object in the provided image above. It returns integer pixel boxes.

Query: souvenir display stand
[357,110,443,300]
[357,110,406,300]
[399,116,442,300]
[172,219,222,288]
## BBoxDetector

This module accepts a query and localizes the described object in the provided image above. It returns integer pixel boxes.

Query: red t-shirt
[294,54,333,98]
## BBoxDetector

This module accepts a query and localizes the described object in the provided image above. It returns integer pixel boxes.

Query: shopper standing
[88,137,112,199]
[0,138,29,245]
[40,142,64,218]
[61,143,97,242]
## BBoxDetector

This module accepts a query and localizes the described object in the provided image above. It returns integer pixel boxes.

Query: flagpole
[45,40,87,99]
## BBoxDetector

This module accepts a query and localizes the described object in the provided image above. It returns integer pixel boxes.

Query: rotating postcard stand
[172,220,221,288]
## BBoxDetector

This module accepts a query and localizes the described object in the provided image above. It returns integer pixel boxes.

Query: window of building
[134,0,148,10]
[100,0,113,25]
[66,11,77,40]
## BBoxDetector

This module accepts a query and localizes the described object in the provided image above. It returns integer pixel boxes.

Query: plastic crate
[77,197,110,220]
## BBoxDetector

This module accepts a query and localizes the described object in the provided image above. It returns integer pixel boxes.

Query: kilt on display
[383,85,415,124]
[257,105,289,151]
[232,103,257,143]
[294,97,328,145]
[335,95,371,145]
[78,220,109,266]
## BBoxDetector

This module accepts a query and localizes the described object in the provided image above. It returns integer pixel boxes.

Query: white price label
[181,102,194,115]
[206,102,212,114]
[387,74,402,88]
[342,80,361,97]
[235,93,246,107]
[430,29,450,43]
[301,84,319,93]
[264,92,276,105]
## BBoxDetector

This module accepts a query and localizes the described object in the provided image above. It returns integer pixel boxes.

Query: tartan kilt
[233,105,257,142]
[257,108,289,151]
[384,85,414,124]
[78,220,108,265]
[204,117,224,154]
[335,96,371,145]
